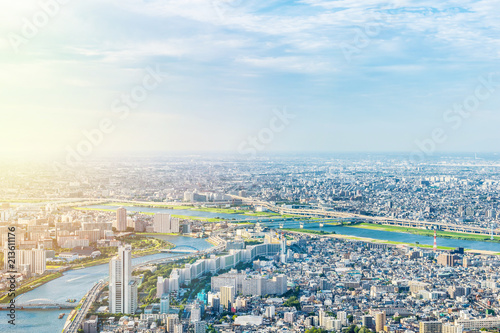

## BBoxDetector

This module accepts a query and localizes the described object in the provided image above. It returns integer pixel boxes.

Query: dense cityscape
[1,155,500,332]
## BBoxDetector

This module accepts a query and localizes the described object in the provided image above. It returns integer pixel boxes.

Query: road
[63,281,105,333]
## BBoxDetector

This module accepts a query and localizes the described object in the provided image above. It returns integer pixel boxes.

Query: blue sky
[1,0,500,159]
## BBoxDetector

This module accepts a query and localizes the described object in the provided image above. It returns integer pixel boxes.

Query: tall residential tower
[109,245,137,314]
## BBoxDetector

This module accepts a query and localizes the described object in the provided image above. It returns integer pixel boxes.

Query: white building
[160,294,170,314]
[157,276,169,298]
[109,245,138,314]
[116,207,127,232]
[220,285,235,310]
[190,302,201,323]
[3,249,46,275]
[194,321,206,333]
[154,213,179,233]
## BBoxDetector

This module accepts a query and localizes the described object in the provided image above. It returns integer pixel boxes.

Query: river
[0,236,212,333]
[88,205,500,251]
[86,204,255,220]
[263,221,500,252]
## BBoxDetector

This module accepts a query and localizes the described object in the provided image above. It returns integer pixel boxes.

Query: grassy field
[282,228,334,235]
[348,223,500,242]
[104,202,190,209]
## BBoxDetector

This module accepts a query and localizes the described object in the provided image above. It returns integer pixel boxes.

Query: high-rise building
[280,233,287,263]
[211,296,220,313]
[160,294,170,314]
[194,321,206,333]
[338,311,348,326]
[166,314,180,333]
[375,311,386,332]
[157,276,169,298]
[284,312,295,323]
[116,207,127,232]
[265,305,275,318]
[362,315,375,330]
[220,285,235,310]
[154,213,179,233]
[173,323,184,333]
[437,253,456,267]
[3,249,46,275]
[191,302,201,323]
[109,245,137,314]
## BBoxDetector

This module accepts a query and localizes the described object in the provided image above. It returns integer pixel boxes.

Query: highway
[63,281,105,333]
[229,195,499,236]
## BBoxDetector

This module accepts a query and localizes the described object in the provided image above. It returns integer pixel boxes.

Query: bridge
[63,281,105,333]
[229,195,500,236]
[161,245,200,253]
[0,298,76,310]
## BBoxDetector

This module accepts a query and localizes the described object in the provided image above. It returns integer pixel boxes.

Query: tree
[284,296,300,310]
[343,324,358,333]
[306,328,327,333]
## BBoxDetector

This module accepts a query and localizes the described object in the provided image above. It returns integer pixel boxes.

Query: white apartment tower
[220,285,235,310]
[154,213,179,233]
[3,249,46,275]
[109,245,137,314]
[280,233,287,263]
[116,207,127,232]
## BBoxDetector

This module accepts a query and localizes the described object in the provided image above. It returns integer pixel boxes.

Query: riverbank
[0,272,63,304]
[74,207,225,222]
[101,202,282,218]
[282,228,335,236]
[71,237,174,269]
[284,229,500,256]
[344,223,500,242]
[1,238,174,303]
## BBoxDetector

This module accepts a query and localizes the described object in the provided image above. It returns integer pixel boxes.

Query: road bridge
[229,195,500,236]
[0,298,76,310]
[161,245,200,253]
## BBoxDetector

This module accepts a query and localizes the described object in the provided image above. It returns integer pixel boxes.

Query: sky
[1,0,500,161]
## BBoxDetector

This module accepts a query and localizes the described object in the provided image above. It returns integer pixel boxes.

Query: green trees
[284,296,300,310]
[305,328,327,333]
[343,325,372,333]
